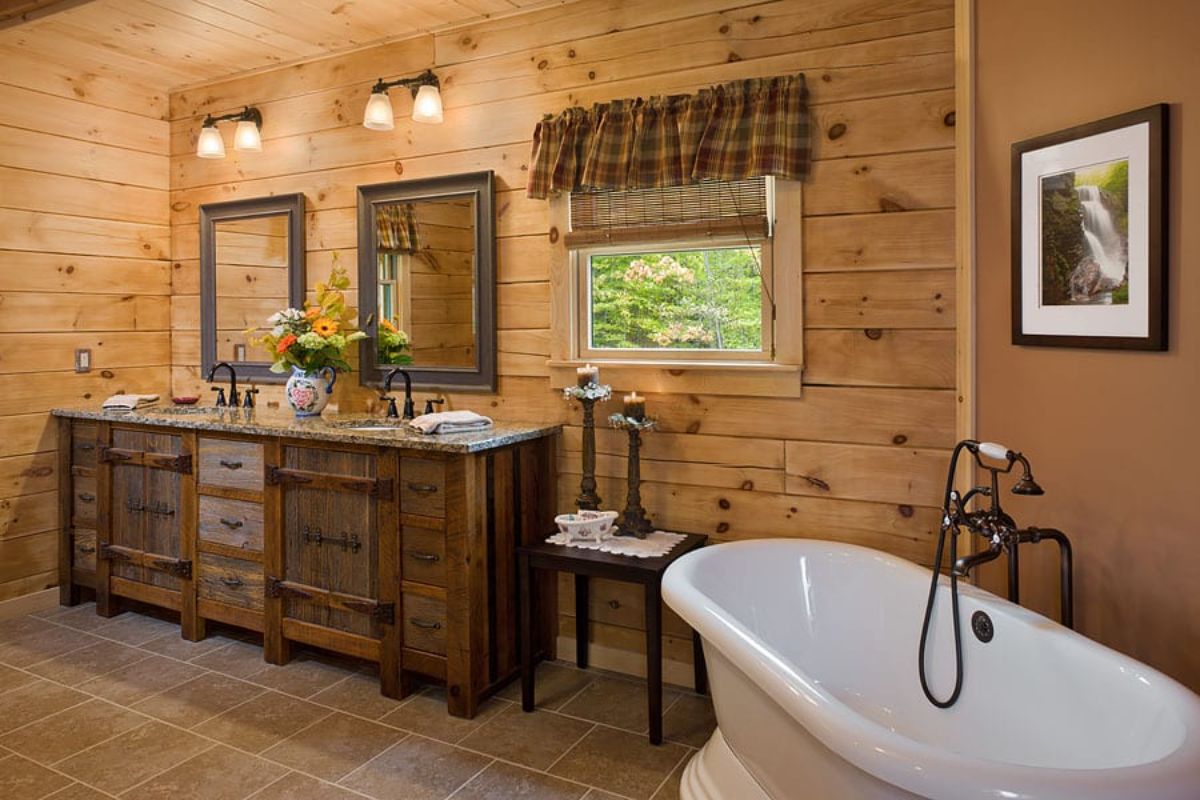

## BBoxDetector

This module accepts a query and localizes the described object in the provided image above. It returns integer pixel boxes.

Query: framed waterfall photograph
[1012,104,1168,350]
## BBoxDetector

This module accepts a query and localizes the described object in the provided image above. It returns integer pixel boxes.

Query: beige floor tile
[378,687,505,744]
[650,759,687,800]
[91,613,178,646]
[455,761,589,800]
[77,654,205,706]
[308,671,403,720]
[138,631,239,662]
[56,721,211,794]
[26,639,148,686]
[44,606,106,632]
[339,735,490,800]
[132,672,266,729]
[497,662,594,710]
[661,694,715,748]
[550,727,687,800]
[583,791,629,800]
[262,711,403,782]
[1,698,144,765]
[0,625,102,669]
[0,663,38,695]
[193,690,331,754]
[244,654,357,698]
[252,772,363,800]
[190,641,271,679]
[0,679,91,735]
[0,752,73,800]
[45,783,114,800]
[0,616,56,640]
[123,744,288,800]
[458,705,593,770]
[558,676,682,734]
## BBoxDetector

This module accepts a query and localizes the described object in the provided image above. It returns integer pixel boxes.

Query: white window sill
[546,359,804,398]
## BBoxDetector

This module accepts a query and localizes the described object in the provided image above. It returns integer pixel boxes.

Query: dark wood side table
[517,532,708,744]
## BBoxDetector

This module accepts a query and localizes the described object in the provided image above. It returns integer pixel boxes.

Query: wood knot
[944,111,956,127]
[897,505,914,518]
[100,370,114,379]
[548,226,559,244]
[567,48,576,58]
[864,328,883,340]
[879,197,905,213]
[588,71,596,80]
[892,434,908,445]
[827,122,847,140]
[608,599,620,610]
[821,73,832,82]
[537,59,548,70]
[717,498,730,510]
[727,52,742,63]
[65,264,75,274]
[718,23,730,34]
[740,480,754,491]
[802,475,830,492]
[393,161,404,175]
[716,522,730,534]
[686,421,701,434]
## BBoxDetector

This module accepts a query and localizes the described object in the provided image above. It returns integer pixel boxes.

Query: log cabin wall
[168,0,957,683]
[0,57,171,602]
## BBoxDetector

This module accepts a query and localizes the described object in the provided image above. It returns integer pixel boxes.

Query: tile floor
[0,603,716,800]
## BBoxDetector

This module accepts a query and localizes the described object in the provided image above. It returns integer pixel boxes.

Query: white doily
[545,530,686,558]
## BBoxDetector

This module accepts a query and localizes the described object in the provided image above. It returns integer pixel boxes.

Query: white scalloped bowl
[554,510,619,542]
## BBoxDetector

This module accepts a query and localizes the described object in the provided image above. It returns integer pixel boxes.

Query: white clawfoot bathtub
[662,539,1200,800]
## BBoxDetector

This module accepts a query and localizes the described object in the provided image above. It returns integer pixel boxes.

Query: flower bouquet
[250,261,366,416]
[377,318,414,366]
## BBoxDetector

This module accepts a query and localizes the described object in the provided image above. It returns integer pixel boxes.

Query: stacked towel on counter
[408,410,493,435]
[102,394,160,411]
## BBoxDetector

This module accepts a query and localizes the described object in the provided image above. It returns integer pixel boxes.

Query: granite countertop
[51,406,560,454]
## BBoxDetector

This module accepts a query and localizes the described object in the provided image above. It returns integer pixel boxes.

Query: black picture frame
[1011,104,1168,350]
[199,193,306,383]
[356,171,496,392]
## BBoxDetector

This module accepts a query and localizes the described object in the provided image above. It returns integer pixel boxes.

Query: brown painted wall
[975,0,1200,691]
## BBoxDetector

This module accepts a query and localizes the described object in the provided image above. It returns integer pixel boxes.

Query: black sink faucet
[382,368,415,420]
[207,362,239,407]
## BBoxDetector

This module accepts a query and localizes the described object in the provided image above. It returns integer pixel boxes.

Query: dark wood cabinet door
[109,430,146,584]
[280,446,381,638]
[143,432,184,592]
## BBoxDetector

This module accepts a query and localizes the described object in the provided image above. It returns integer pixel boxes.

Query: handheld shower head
[1011,454,1044,496]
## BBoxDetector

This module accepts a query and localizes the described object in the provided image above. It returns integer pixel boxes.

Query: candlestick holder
[562,382,612,510]
[609,413,657,538]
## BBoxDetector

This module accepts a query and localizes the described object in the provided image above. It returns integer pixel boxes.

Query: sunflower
[312,317,339,337]
[380,319,397,333]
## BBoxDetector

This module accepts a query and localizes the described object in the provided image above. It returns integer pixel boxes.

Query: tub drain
[971,611,994,643]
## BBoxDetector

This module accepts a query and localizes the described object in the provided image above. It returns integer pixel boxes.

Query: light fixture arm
[201,106,263,128]
[371,69,439,98]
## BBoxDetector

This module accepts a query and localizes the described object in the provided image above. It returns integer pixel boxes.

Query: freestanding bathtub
[662,539,1200,800]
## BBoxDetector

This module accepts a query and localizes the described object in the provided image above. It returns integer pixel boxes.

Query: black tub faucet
[207,362,239,407]
[382,368,415,420]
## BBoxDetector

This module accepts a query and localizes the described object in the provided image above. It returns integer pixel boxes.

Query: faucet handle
[423,397,445,416]
[242,387,259,408]
[211,387,227,407]
[379,395,399,418]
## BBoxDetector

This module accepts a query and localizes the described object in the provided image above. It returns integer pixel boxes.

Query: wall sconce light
[196,106,263,159]
[363,69,443,130]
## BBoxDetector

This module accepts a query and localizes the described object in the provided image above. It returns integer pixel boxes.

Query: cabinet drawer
[72,474,98,525]
[400,458,445,517]
[198,554,264,611]
[401,527,446,587]
[199,439,263,491]
[198,496,264,552]
[71,424,99,468]
[72,529,97,572]
[402,593,447,656]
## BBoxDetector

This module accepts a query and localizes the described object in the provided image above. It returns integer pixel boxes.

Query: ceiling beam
[0,0,98,31]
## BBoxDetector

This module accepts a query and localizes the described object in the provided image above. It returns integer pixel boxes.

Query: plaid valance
[376,203,420,253]
[526,74,810,199]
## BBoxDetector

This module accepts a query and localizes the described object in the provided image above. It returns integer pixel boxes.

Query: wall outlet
[74,348,91,373]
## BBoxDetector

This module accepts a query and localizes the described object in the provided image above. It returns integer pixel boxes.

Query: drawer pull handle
[219,517,244,530]
[77,492,96,503]
[410,618,442,631]
[409,551,440,563]
[77,544,96,554]
[78,443,95,451]
[220,576,245,588]
[406,482,439,494]
[219,459,243,470]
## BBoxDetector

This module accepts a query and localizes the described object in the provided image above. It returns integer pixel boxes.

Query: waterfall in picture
[1072,184,1128,304]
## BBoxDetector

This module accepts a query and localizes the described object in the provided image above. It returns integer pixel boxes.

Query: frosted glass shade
[411,84,443,124]
[196,125,225,159]
[233,119,261,152]
[363,90,395,130]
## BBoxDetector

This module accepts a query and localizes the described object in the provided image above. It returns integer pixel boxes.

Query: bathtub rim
[662,538,1200,800]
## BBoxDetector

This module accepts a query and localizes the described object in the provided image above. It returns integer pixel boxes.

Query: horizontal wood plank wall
[168,0,957,682]
[0,58,171,601]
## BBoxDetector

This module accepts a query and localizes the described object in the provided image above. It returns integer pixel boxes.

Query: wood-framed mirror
[200,194,306,383]
[356,171,496,392]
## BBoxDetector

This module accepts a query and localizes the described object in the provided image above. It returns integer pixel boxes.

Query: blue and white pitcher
[285,366,337,417]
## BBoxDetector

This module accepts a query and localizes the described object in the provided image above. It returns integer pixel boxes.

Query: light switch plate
[74,348,91,373]
[233,343,247,361]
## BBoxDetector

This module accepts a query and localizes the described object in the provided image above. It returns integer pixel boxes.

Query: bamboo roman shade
[527,74,809,199]
[567,177,768,246]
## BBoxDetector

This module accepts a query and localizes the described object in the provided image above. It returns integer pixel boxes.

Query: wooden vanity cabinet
[59,421,100,604]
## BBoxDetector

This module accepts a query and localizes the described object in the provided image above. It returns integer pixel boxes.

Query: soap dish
[554,510,618,543]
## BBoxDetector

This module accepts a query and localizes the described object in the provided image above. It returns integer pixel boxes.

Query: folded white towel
[102,394,160,411]
[409,410,493,435]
